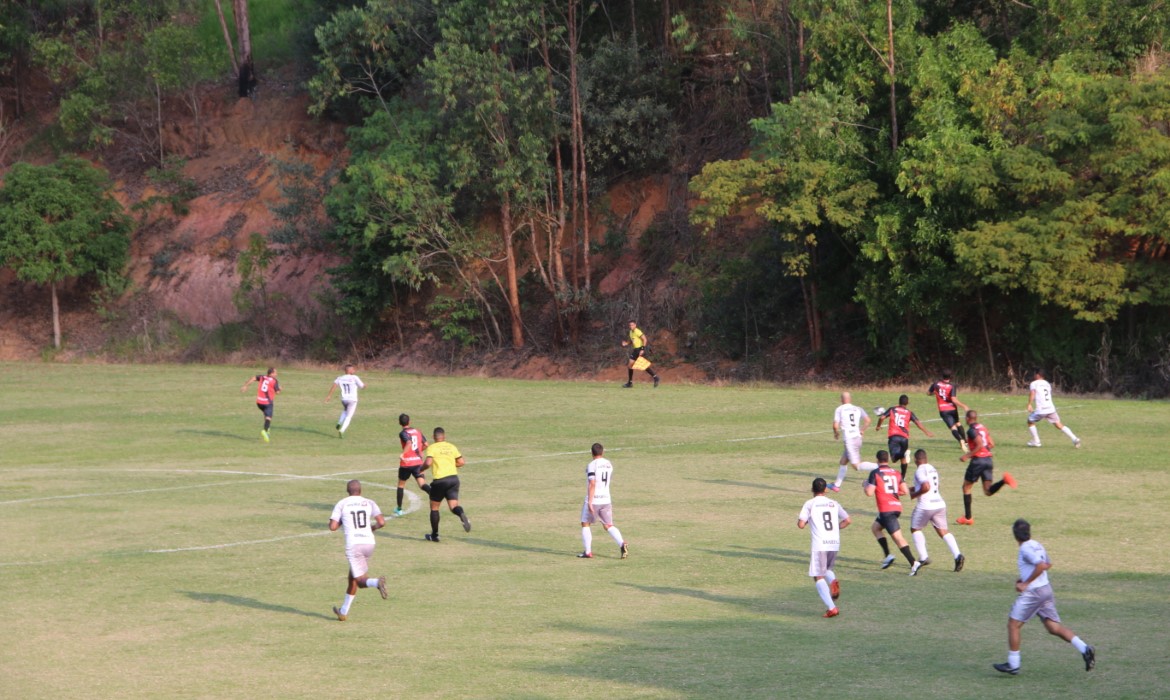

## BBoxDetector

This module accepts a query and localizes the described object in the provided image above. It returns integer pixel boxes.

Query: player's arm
[797,518,807,529]
[927,383,936,397]
[455,455,466,468]
[960,432,983,461]
[419,455,432,474]
[863,475,877,497]
[839,516,852,529]
[874,413,885,431]
[953,396,969,411]
[912,415,934,437]
[1016,560,1052,591]
[241,376,257,392]
[325,382,336,402]
[371,513,386,531]
[832,419,841,441]
[587,477,597,513]
[861,413,872,431]
[1027,388,1036,411]
[328,518,340,531]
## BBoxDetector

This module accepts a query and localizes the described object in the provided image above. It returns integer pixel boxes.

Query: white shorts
[345,543,375,578]
[1010,583,1062,623]
[911,506,949,531]
[1028,411,1060,425]
[841,437,863,465]
[808,550,838,577]
[581,502,613,526]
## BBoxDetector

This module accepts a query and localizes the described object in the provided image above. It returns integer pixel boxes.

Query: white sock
[1061,425,1078,442]
[1007,650,1020,668]
[943,532,961,557]
[365,578,380,588]
[581,527,593,553]
[912,530,928,560]
[1029,425,1040,442]
[815,579,835,609]
[1070,636,1088,654]
[607,525,624,545]
[835,465,848,486]
[340,593,355,615]
[825,569,837,585]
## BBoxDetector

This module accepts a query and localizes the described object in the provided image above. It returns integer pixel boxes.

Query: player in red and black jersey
[863,450,917,570]
[957,410,1017,525]
[394,413,432,515]
[874,394,933,479]
[241,367,280,442]
[928,369,970,451]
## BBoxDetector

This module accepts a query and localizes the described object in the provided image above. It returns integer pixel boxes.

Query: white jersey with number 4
[585,458,614,505]
[800,495,848,552]
[334,374,365,403]
[331,495,381,546]
[913,463,946,510]
[1030,379,1056,414]
[834,404,868,441]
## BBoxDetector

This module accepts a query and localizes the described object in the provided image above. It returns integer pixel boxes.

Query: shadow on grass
[279,425,337,439]
[182,591,334,621]
[459,536,564,556]
[702,544,879,572]
[615,582,786,615]
[176,429,254,442]
[698,479,789,492]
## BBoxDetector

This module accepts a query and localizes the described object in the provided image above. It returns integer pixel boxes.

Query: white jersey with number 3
[1030,379,1056,414]
[800,495,848,552]
[834,404,868,441]
[331,495,381,546]
[913,463,946,510]
[334,374,365,402]
[586,458,614,505]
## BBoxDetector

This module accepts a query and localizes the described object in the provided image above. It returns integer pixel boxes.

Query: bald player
[328,480,388,621]
[829,392,871,492]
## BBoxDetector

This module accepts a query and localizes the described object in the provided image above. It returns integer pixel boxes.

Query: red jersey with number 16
[866,464,904,513]
[929,380,957,412]
[399,427,427,467]
[885,406,915,438]
[255,375,279,405]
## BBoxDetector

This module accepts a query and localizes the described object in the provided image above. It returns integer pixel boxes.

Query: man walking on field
[578,443,629,559]
[621,320,660,388]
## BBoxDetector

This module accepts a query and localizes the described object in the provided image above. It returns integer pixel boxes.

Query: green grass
[1,363,1165,699]
[196,0,307,70]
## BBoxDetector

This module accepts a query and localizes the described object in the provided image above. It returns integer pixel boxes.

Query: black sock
[396,488,404,509]
[900,463,907,480]
[263,418,271,431]
[627,369,634,382]
[963,493,972,518]
[953,427,964,442]
[647,369,657,378]
[877,536,890,556]
[430,510,440,535]
[421,483,432,493]
[900,545,915,565]
[451,505,465,518]
[989,480,1004,495]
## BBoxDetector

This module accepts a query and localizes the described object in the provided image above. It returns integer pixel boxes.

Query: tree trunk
[51,280,61,349]
[886,0,898,151]
[213,0,240,77]
[569,0,591,292]
[233,0,255,97]
[501,193,524,349]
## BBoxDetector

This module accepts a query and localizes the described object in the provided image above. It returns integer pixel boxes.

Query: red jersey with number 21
[866,464,904,513]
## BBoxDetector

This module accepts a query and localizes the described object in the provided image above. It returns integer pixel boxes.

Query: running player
[928,369,969,451]
[874,394,933,478]
[328,480,388,621]
[419,427,471,541]
[862,450,917,570]
[578,443,629,559]
[957,410,1017,525]
[394,413,431,516]
[797,477,851,618]
[828,392,871,492]
[994,519,1095,675]
[906,449,964,575]
[1026,369,1082,448]
[324,364,365,438]
[621,320,660,388]
[241,367,280,442]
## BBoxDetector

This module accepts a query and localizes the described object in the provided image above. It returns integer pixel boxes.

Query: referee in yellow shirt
[621,320,660,388]
[419,427,470,541]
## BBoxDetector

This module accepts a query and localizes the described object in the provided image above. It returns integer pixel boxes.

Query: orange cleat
[830,580,840,600]
[823,607,840,618]
[956,517,974,526]
[1002,473,1018,489]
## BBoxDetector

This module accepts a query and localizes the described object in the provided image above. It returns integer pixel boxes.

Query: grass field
[1,363,1166,699]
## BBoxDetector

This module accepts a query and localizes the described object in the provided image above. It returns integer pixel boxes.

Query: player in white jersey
[578,443,628,559]
[829,391,871,492]
[994,519,1095,675]
[798,477,851,618]
[325,364,366,438]
[906,449,964,575]
[328,480,387,620]
[1026,369,1081,448]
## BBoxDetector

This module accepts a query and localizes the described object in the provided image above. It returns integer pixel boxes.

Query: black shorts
[429,476,460,503]
[939,410,960,429]
[628,347,644,362]
[887,436,909,461]
[964,457,994,483]
[256,402,273,418]
[875,511,902,535]
[398,466,423,482]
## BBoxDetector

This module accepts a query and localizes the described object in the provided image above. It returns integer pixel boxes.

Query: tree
[0,157,131,349]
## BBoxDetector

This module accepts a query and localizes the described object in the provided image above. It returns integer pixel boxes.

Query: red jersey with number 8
[399,427,427,467]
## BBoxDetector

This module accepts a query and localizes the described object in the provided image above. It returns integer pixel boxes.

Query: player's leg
[958,478,975,524]
[1053,416,1080,446]
[416,475,432,494]
[813,575,835,611]
[428,500,441,540]
[997,617,1025,673]
[831,453,849,491]
[911,528,929,561]
[889,521,916,566]
[448,496,472,532]
[579,523,594,557]
[339,401,356,433]
[986,470,1017,496]
[1027,419,1042,446]
[396,476,407,513]
[1041,617,1095,669]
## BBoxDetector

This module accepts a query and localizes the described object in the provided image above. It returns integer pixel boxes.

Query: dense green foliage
[2,0,1169,392]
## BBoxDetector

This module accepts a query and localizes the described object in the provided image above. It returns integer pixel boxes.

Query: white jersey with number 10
[585,458,614,505]
[331,495,381,546]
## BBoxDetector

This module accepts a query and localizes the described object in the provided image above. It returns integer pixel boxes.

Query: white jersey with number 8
[800,495,849,552]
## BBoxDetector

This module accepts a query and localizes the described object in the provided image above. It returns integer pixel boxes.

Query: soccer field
[1,363,1165,699]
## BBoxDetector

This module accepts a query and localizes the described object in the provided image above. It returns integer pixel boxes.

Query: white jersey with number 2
[331,495,381,546]
[1030,379,1055,414]
[585,458,614,505]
